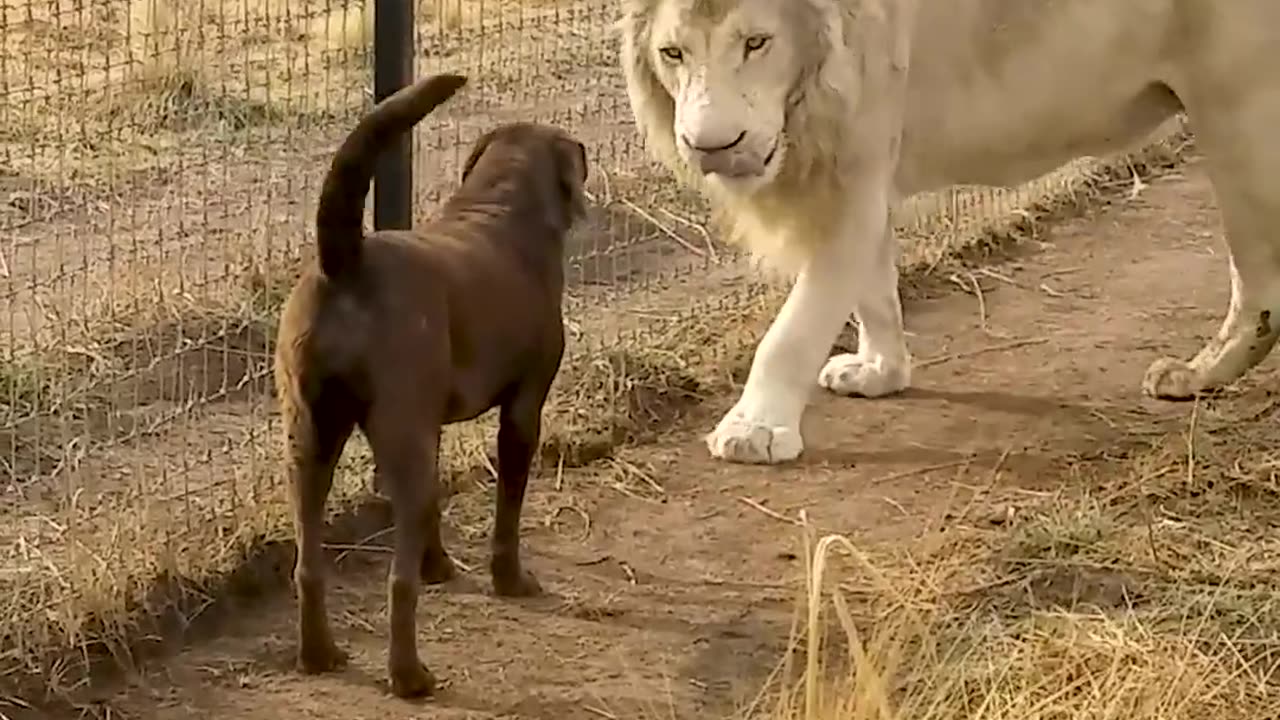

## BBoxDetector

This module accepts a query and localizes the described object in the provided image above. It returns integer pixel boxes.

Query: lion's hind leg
[1143,85,1280,400]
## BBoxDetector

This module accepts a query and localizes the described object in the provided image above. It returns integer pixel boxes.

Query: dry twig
[737,496,802,526]
[917,337,1049,369]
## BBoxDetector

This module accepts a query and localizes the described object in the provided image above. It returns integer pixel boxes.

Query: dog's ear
[461,129,496,182]
[565,138,588,184]
[552,136,589,221]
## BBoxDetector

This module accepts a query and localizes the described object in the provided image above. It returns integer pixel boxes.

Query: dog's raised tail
[315,73,468,280]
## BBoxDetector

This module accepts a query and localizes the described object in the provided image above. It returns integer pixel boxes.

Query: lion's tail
[315,73,468,281]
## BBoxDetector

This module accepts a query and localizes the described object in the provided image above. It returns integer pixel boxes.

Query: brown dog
[273,72,588,699]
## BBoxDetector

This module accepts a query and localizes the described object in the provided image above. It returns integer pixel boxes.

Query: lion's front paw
[819,353,909,398]
[1142,357,1204,401]
[705,408,803,465]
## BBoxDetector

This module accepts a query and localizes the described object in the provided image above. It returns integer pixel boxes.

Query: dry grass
[0,0,1210,707]
[765,400,1280,720]
[0,268,782,698]
[3,0,348,174]
[0,120,1195,703]
[305,0,568,50]
[1,0,617,359]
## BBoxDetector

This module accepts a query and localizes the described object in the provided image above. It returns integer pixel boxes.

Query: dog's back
[277,118,587,425]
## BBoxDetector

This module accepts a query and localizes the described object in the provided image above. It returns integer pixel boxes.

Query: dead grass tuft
[764,401,1280,720]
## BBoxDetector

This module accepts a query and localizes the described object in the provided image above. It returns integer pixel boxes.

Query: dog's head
[460,122,590,232]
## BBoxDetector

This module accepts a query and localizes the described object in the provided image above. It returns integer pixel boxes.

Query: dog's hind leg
[374,472,455,584]
[490,375,554,598]
[285,387,355,675]
[365,403,444,699]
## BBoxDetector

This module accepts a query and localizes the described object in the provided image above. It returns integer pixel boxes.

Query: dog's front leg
[706,175,894,465]
[370,417,443,698]
[490,379,551,597]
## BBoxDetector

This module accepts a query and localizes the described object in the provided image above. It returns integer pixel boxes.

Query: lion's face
[643,0,806,193]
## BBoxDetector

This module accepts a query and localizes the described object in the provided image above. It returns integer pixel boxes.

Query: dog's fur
[273,72,589,699]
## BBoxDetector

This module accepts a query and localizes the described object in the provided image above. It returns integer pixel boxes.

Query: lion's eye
[659,46,684,63]
[744,35,771,55]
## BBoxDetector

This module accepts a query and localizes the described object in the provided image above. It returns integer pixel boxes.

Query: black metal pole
[372,0,414,231]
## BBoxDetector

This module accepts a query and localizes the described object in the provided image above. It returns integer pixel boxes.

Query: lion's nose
[681,130,746,154]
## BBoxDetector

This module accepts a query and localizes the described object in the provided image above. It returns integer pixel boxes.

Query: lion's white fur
[620,0,893,270]
[620,0,1280,464]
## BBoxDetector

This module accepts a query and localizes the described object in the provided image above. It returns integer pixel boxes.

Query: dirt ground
[30,156,1274,719]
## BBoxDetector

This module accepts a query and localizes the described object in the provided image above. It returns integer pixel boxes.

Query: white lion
[618,0,1280,465]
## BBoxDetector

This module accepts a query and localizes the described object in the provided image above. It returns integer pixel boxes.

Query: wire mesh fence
[0,0,1182,690]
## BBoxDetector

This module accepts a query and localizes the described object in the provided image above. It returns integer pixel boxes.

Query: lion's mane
[618,0,897,271]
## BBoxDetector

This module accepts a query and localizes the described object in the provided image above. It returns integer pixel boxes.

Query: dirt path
[78,157,1275,719]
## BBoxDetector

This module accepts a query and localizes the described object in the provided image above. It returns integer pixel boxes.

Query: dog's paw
[705,409,803,465]
[297,639,348,675]
[492,565,543,598]
[1142,357,1204,401]
[389,659,437,699]
[420,550,458,585]
[819,352,909,398]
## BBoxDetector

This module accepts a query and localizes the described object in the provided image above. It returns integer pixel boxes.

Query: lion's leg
[818,218,912,398]
[1143,89,1280,400]
[706,184,892,465]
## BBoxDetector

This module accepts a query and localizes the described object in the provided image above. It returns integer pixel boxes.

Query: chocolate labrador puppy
[274,72,588,698]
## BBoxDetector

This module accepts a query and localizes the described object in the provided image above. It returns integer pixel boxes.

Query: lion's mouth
[695,138,780,181]
[762,142,778,169]
[719,141,778,180]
